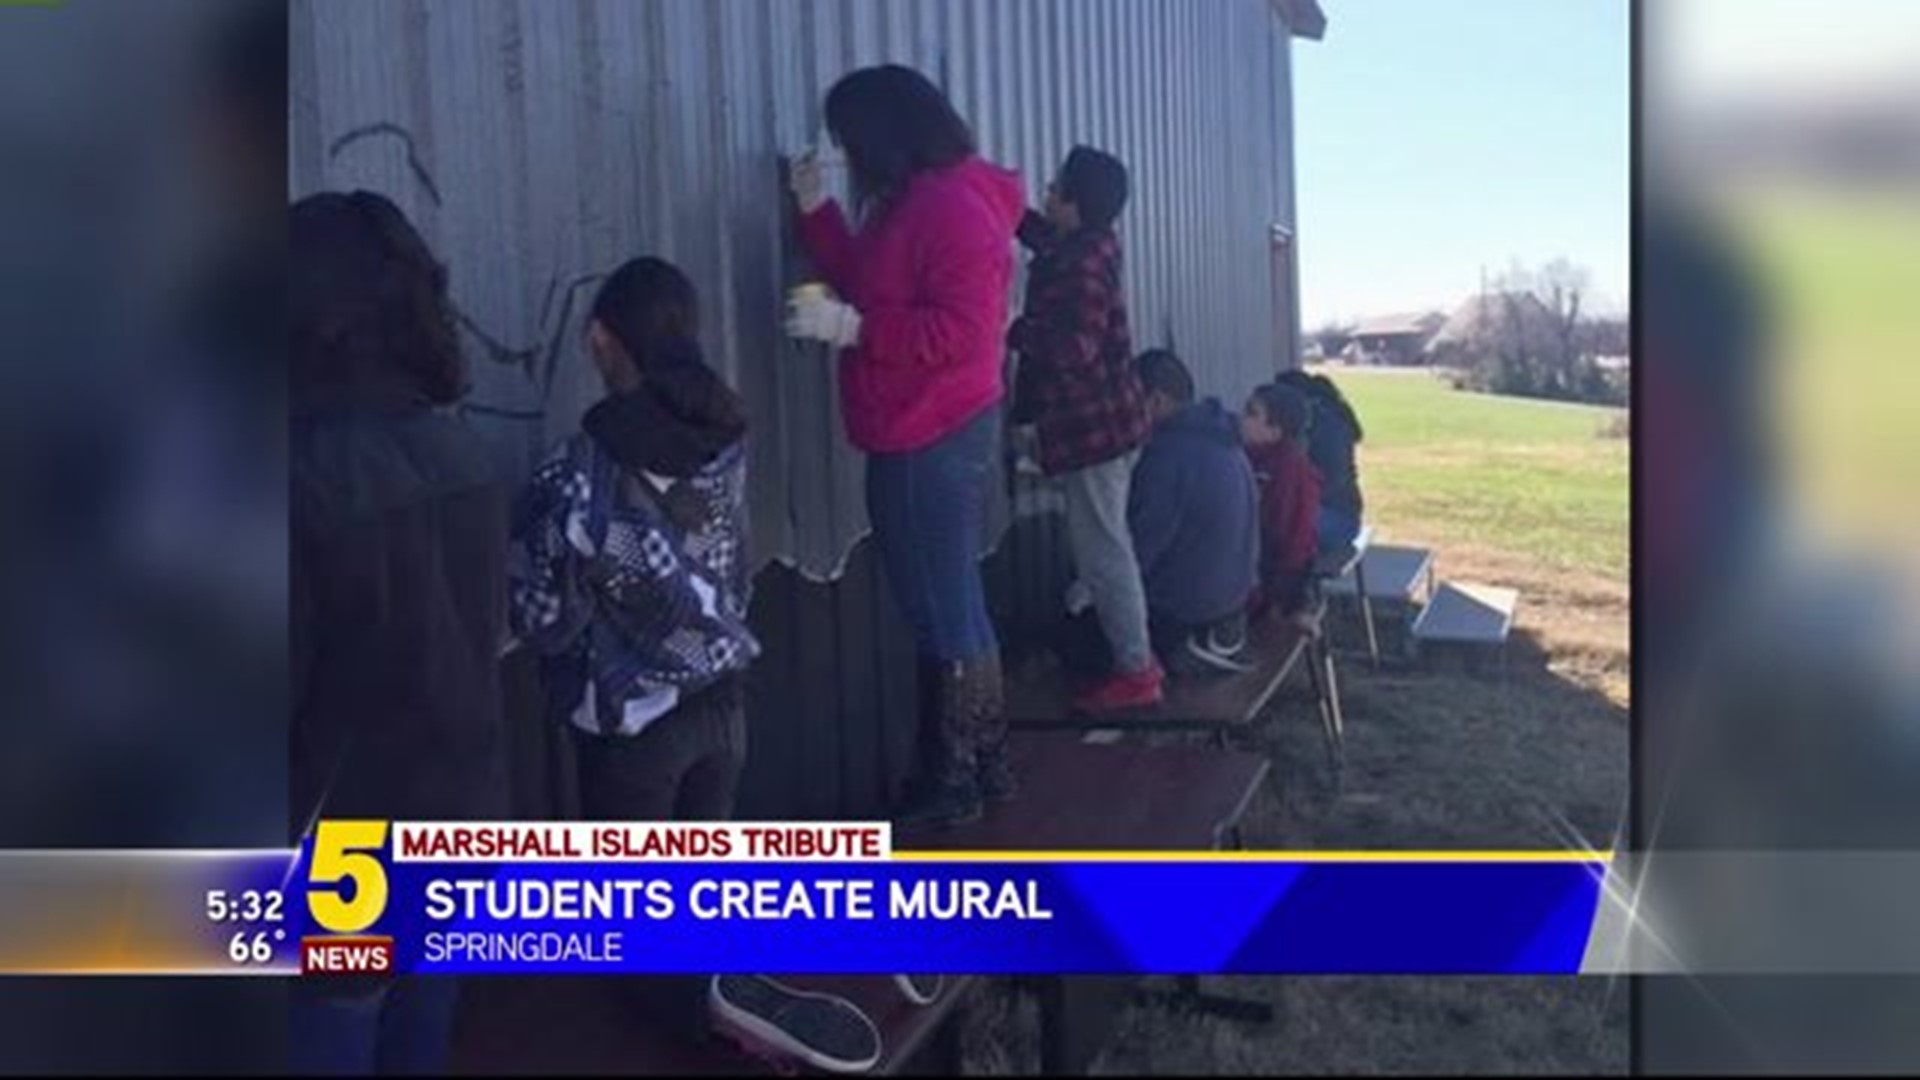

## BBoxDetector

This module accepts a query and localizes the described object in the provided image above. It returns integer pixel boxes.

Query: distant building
[1348,310,1446,365]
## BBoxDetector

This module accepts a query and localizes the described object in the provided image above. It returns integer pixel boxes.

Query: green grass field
[1728,187,1920,545]
[1318,368,1630,581]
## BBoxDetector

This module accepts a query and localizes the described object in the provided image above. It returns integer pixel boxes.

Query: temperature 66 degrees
[229,929,287,965]
[206,889,286,924]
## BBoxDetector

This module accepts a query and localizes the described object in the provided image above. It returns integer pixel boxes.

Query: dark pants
[289,977,461,1075]
[572,679,747,824]
[865,408,1001,663]
[571,677,747,1037]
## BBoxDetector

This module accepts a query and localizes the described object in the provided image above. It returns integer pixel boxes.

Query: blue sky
[1294,0,1630,326]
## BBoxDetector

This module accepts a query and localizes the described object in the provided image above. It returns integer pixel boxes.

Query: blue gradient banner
[287,836,1605,975]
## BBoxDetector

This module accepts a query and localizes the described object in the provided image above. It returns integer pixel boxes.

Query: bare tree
[1537,259,1590,398]
[1456,260,1617,404]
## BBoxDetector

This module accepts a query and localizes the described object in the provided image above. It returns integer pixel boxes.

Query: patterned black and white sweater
[509,396,758,737]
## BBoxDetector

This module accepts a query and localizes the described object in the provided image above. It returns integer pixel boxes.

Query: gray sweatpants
[1060,451,1153,674]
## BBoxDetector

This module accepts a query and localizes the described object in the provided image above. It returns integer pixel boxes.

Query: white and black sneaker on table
[893,973,944,1006]
[709,974,883,1074]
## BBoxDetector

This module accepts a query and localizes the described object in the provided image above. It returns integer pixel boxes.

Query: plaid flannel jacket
[1008,211,1151,475]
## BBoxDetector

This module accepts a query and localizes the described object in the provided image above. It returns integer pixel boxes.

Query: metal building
[290,0,1327,819]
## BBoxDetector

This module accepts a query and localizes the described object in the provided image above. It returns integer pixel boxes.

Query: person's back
[1126,352,1259,657]
[289,191,508,1076]
[510,353,759,738]
[289,192,509,833]
[292,410,509,824]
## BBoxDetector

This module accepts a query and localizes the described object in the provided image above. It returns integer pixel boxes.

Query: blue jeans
[866,408,1000,662]
[1318,505,1361,555]
[289,978,461,1075]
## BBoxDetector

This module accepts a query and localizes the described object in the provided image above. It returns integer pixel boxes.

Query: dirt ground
[958,542,1632,1075]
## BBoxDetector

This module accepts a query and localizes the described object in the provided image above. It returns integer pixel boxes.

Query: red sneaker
[1073,662,1165,713]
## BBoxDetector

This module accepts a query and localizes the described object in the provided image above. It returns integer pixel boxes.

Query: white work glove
[790,152,829,214]
[785,292,862,349]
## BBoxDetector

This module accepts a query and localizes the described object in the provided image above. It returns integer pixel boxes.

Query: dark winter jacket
[291,394,510,833]
[1303,397,1363,520]
[1127,398,1260,627]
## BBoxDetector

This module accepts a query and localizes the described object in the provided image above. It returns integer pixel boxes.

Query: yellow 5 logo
[307,821,390,934]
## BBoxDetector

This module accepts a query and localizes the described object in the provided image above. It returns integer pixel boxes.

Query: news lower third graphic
[0,821,1646,976]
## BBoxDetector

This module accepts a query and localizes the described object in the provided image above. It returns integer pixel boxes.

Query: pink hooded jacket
[797,155,1025,454]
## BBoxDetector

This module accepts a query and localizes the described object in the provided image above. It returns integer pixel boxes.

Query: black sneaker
[894,775,984,829]
[709,974,882,1074]
[894,973,944,1005]
[977,753,1016,803]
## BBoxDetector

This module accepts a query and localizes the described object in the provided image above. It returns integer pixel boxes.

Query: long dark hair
[588,257,745,436]
[824,65,975,211]
[291,191,465,408]
[1275,369,1364,443]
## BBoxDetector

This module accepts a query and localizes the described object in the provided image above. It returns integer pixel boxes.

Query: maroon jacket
[1008,211,1151,475]
[1246,437,1322,618]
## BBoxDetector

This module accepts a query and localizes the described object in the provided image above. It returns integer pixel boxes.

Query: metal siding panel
[1116,0,1140,333]
[1040,0,1063,174]
[846,0,879,69]
[724,0,790,567]
[1230,3,1251,387]
[1072,0,1091,153]
[998,0,1029,167]
[1175,0,1190,363]
[1145,0,1170,347]
[514,0,586,435]
[289,0,323,194]
[1095,0,1116,153]
[433,4,537,461]
[294,0,1302,818]
[1279,18,1302,369]
[1204,3,1230,396]
[940,0,972,139]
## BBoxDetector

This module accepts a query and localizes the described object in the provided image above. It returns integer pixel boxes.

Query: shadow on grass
[1256,620,1628,852]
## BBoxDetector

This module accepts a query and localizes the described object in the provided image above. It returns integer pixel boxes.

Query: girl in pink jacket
[787,65,1024,830]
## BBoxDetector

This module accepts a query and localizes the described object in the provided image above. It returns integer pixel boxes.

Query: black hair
[589,257,745,435]
[824,65,976,211]
[1251,383,1313,441]
[1057,146,1130,231]
[1135,349,1195,406]
[1274,369,1364,443]
[291,191,465,407]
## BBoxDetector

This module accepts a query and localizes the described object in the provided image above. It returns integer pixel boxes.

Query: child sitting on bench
[1274,369,1366,555]
[1123,349,1262,676]
[1242,382,1323,630]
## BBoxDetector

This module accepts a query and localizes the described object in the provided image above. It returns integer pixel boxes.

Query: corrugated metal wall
[290,0,1301,581]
